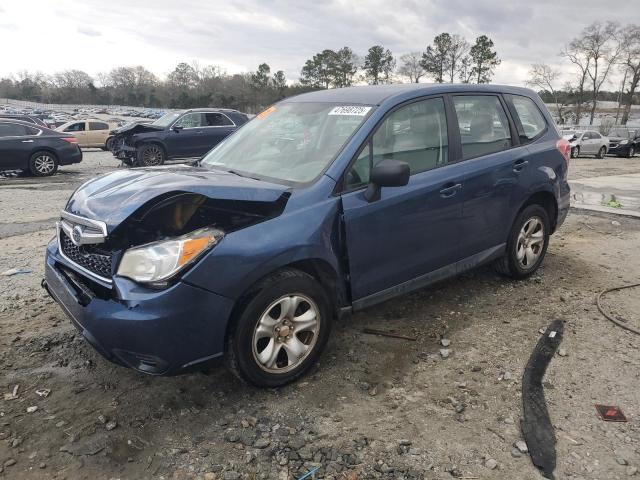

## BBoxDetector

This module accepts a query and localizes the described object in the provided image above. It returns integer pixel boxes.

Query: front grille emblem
[71,225,84,246]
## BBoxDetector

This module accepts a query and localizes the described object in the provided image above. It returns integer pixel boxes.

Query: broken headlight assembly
[117,227,223,285]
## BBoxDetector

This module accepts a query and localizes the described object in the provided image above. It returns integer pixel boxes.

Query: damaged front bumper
[43,238,235,375]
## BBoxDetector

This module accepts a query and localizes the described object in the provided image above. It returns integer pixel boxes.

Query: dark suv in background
[110,108,249,166]
[44,84,570,387]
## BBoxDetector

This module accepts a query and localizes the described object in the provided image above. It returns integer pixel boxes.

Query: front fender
[182,196,344,301]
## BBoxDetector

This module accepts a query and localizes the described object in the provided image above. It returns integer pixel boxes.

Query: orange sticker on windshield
[257,106,276,119]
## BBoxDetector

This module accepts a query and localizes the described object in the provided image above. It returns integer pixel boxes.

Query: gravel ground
[0,152,639,480]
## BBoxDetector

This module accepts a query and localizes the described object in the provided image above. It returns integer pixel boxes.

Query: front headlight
[117,227,223,284]
[620,140,629,145]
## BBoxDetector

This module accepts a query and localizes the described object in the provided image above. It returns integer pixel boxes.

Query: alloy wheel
[252,294,320,374]
[142,146,163,165]
[34,155,56,174]
[516,216,545,269]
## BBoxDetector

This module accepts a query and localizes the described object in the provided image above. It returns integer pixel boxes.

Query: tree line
[0,33,500,113]
[0,23,638,125]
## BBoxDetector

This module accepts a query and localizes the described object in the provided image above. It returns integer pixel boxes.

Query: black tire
[135,143,165,167]
[570,146,579,159]
[596,146,606,159]
[28,151,58,177]
[494,204,550,280]
[627,146,635,158]
[226,269,332,387]
[105,137,115,152]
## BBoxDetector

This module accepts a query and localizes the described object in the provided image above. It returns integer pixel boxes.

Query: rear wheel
[28,151,58,177]
[494,205,550,279]
[135,143,165,167]
[226,269,332,387]
[596,146,606,159]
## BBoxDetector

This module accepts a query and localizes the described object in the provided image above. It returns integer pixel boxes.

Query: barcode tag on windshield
[328,106,372,116]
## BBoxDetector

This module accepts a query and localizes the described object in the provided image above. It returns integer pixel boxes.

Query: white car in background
[563,130,609,159]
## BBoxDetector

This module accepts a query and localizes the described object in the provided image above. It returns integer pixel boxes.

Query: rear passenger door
[87,121,110,147]
[452,94,526,259]
[0,122,35,170]
[200,112,236,155]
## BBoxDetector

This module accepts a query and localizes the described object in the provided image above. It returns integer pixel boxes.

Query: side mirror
[364,159,410,202]
[172,125,183,132]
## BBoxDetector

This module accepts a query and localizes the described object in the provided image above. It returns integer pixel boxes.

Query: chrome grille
[60,230,113,280]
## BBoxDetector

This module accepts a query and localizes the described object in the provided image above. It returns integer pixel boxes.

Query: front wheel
[135,144,165,167]
[29,151,58,177]
[627,146,635,158]
[570,146,579,158]
[226,269,332,387]
[494,205,550,279]
[596,146,606,159]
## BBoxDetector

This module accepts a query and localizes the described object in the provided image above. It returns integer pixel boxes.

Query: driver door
[340,97,465,306]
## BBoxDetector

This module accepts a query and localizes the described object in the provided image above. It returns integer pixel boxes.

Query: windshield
[200,102,373,184]
[152,112,182,127]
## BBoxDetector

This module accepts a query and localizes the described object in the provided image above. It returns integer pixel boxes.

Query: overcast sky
[0,0,632,87]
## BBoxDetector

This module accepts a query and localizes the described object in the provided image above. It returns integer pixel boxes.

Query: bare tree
[618,24,640,125]
[526,63,568,124]
[561,39,591,125]
[447,35,469,82]
[398,52,425,83]
[581,21,623,124]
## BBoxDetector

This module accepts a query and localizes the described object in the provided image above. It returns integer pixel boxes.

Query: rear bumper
[59,147,83,165]
[44,239,234,375]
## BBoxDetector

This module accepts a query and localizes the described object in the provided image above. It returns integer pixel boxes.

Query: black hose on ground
[596,283,640,336]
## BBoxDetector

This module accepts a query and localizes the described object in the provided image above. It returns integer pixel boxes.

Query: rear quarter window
[507,95,547,143]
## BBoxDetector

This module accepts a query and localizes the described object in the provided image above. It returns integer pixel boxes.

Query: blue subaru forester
[44,84,570,387]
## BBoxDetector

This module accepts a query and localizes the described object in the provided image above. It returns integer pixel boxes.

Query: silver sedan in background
[563,130,609,158]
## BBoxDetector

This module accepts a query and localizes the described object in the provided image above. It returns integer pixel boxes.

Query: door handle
[439,183,462,198]
[513,159,529,172]
[22,139,34,143]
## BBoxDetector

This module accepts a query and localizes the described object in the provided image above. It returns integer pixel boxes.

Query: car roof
[282,83,538,105]
[185,108,241,113]
[0,118,42,127]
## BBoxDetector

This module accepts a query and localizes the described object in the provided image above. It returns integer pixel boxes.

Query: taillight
[556,138,570,163]
[61,137,78,144]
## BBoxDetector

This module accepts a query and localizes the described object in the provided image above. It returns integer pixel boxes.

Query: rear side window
[0,123,28,137]
[204,113,234,127]
[507,95,547,142]
[452,96,512,160]
[89,122,109,130]
[590,132,601,139]
[345,97,448,189]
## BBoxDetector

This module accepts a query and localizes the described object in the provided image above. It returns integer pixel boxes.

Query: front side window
[346,97,449,189]
[64,122,85,132]
[175,113,203,128]
[508,95,546,142]
[204,113,234,127]
[201,103,372,184]
[89,122,109,131]
[153,112,182,127]
[453,95,511,160]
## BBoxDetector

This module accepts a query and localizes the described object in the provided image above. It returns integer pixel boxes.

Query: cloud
[0,0,632,86]
[77,25,101,37]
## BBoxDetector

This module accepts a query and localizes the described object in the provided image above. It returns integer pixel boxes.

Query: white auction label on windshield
[328,106,372,116]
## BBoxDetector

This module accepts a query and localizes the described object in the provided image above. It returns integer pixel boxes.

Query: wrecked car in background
[109,108,249,166]
[43,84,570,387]
[607,128,639,158]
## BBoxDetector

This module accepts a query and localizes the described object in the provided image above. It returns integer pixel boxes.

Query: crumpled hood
[65,165,290,231]
[112,122,164,135]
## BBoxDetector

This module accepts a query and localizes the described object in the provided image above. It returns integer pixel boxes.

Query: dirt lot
[1,152,639,480]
